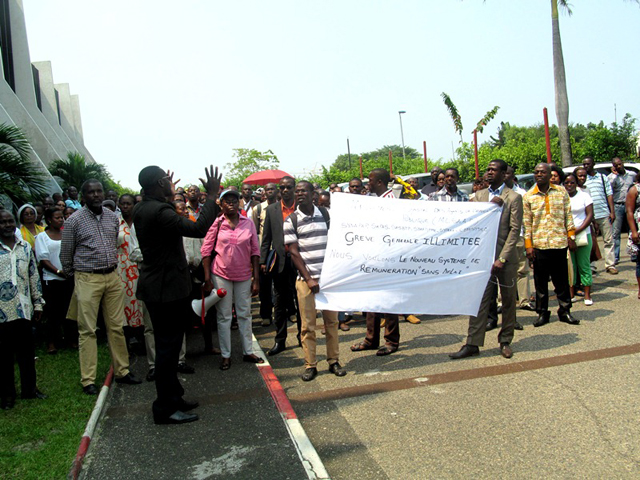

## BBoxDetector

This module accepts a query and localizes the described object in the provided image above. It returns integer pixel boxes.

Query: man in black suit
[134,165,221,425]
[260,176,301,355]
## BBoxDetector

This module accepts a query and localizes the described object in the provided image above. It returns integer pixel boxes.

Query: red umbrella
[243,169,293,185]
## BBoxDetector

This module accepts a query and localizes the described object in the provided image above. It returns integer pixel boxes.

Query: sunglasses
[279,185,293,190]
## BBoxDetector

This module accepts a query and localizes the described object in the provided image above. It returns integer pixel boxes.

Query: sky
[22,0,640,190]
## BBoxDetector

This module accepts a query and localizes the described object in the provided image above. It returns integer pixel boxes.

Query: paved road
[256,252,640,479]
[83,244,639,479]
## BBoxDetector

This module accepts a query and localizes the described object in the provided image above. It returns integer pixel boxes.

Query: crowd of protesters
[1,156,639,422]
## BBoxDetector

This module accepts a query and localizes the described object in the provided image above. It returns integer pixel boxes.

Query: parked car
[516,162,640,191]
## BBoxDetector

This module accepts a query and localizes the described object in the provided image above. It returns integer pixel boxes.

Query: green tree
[49,152,112,190]
[0,123,48,206]
[223,148,279,188]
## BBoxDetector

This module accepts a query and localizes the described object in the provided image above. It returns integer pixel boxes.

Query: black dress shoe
[154,410,199,425]
[83,384,98,395]
[328,362,347,377]
[485,320,498,332]
[177,363,195,374]
[268,342,286,356]
[559,313,580,325]
[520,303,535,311]
[449,344,480,359]
[146,368,156,382]
[179,399,199,411]
[533,311,551,327]
[514,321,524,331]
[301,368,318,382]
[22,389,47,400]
[115,373,142,385]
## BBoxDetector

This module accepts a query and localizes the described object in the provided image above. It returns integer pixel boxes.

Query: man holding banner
[285,181,347,381]
[450,160,523,360]
[350,168,401,356]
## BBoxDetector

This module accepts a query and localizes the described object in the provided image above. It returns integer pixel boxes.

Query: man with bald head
[523,163,579,327]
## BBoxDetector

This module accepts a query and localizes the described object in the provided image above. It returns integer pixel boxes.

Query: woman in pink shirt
[201,189,262,370]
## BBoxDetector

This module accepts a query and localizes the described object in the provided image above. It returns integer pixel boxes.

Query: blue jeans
[612,203,627,263]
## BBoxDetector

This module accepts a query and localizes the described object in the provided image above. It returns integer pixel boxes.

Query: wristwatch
[498,257,506,264]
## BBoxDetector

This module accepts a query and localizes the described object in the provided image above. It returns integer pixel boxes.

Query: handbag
[575,229,589,247]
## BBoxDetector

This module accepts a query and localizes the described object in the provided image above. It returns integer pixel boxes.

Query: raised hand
[166,169,181,196]
[200,166,222,198]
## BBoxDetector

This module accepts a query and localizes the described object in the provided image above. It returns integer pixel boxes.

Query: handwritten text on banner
[315,194,501,316]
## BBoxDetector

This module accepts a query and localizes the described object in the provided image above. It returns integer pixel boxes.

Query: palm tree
[552,0,572,166]
[49,152,109,189]
[552,1,639,166]
[0,123,48,205]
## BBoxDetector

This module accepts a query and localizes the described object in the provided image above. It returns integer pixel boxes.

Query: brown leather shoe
[405,314,421,324]
[500,343,513,359]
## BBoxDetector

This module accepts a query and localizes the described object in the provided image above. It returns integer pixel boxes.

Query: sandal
[220,358,231,371]
[350,342,377,352]
[243,354,265,364]
[376,345,398,356]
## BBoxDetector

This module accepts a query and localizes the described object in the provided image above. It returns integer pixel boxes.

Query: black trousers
[258,271,274,321]
[146,297,191,419]
[42,278,76,346]
[533,247,572,315]
[0,319,37,399]
[273,256,301,344]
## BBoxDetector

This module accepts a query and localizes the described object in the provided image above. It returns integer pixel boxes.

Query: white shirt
[568,189,593,231]
[35,232,64,281]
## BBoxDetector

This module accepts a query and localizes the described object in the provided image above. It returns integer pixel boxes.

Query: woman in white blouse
[35,208,76,353]
[564,174,594,306]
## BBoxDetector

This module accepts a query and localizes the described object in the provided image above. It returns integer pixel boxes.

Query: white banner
[315,193,501,316]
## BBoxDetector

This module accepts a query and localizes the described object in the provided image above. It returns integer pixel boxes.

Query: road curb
[252,335,330,480]
[68,365,114,480]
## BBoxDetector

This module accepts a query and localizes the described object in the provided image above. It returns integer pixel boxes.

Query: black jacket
[133,195,219,303]
[260,201,290,274]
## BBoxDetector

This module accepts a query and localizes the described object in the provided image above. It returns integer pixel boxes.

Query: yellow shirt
[19,224,45,249]
[523,183,575,250]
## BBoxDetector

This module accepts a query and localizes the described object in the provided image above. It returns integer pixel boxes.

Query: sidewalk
[81,324,314,480]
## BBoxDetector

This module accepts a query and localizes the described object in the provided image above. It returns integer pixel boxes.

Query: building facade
[0,0,96,194]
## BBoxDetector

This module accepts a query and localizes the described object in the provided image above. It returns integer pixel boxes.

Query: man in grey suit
[450,159,523,360]
[260,176,301,356]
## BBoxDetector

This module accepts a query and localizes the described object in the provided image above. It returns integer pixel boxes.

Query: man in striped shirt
[284,181,346,382]
[583,156,616,274]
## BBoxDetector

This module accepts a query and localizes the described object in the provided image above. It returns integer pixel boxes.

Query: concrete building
[0,0,96,194]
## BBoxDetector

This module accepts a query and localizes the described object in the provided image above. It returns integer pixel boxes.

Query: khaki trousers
[296,279,339,369]
[516,236,531,307]
[75,271,130,386]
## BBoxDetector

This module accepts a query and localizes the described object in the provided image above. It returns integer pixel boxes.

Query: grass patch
[0,342,112,480]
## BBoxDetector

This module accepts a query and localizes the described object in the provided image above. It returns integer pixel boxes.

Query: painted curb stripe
[252,335,330,480]
[69,365,114,480]
[289,342,640,404]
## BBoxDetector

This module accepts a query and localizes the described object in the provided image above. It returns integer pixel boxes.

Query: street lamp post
[398,110,406,162]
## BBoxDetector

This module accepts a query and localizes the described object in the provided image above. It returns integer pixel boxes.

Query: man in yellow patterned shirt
[523,163,579,327]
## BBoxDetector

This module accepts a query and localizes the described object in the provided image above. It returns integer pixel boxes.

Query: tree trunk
[551,0,573,166]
